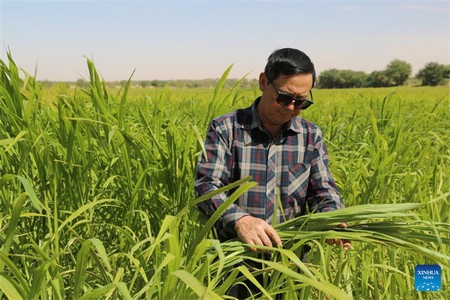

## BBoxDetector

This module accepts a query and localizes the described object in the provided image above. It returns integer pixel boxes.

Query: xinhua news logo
[415,264,441,292]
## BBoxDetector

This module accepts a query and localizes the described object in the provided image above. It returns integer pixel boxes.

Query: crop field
[1,55,449,299]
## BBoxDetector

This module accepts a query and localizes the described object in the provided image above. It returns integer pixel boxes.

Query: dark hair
[264,48,316,87]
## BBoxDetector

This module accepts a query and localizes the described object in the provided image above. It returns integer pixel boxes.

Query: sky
[0,0,449,81]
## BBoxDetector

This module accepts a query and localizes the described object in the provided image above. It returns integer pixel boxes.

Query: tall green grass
[0,53,449,299]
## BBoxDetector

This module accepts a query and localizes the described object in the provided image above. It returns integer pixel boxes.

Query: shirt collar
[240,97,303,134]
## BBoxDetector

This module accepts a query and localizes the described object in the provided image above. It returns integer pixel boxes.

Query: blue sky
[1,0,449,81]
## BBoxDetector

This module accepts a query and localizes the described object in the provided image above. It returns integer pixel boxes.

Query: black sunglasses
[271,82,314,110]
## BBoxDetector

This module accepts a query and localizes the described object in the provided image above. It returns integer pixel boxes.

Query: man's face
[258,72,314,128]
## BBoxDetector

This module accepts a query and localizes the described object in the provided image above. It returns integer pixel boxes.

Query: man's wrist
[223,209,250,235]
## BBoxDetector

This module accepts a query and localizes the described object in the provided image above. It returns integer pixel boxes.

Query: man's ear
[259,72,267,91]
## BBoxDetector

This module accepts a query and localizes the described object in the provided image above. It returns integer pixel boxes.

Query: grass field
[1,55,449,299]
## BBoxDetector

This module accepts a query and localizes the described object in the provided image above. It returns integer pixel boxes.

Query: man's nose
[286,101,297,111]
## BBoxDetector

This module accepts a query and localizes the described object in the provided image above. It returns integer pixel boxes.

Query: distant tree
[317,69,342,88]
[75,78,89,89]
[366,70,392,87]
[318,69,367,88]
[151,80,165,88]
[140,80,151,88]
[187,81,199,88]
[417,62,448,86]
[384,59,412,86]
[444,65,450,78]
[340,70,367,88]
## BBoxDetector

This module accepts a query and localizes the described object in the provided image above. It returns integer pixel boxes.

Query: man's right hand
[235,215,282,252]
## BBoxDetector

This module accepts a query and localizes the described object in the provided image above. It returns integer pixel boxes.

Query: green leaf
[0,274,23,300]
[28,259,55,300]
[171,270,222,300]
[73,239,93,300]
[78,284,115,300]
[0,193,27,272]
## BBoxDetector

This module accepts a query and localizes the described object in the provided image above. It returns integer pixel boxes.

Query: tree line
[317,61,450,89]
[39,60,449,90]
[39,78,259,90]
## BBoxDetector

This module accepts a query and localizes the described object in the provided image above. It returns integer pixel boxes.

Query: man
[195,48,349,252]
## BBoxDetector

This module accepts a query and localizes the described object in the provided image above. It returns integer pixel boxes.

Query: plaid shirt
[195,98,344,239]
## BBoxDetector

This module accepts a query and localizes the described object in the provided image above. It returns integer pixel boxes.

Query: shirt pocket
[287,162,311,197]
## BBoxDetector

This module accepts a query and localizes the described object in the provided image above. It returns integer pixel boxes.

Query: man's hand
[326,223,351,251]
[235,215,282,252]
